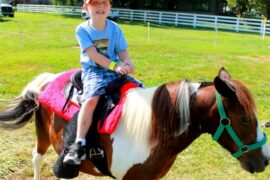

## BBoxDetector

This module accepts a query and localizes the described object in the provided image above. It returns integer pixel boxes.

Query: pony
[0,67,269,180]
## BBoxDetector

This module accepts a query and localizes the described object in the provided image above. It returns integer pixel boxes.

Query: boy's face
[85,0,111,20]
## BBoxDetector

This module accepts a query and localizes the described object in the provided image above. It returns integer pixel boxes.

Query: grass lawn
[0,12,270,179]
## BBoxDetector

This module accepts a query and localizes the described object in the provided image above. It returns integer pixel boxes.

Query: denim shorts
[81,66,144,100]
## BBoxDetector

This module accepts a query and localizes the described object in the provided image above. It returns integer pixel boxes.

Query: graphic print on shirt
[94,39,109,58]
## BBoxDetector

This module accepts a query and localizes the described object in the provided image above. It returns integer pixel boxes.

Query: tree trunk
[236,1,249,17]
[237,9,243,17]
[236,6,247,17]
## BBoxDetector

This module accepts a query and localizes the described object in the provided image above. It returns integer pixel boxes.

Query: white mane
[119,87,158,149]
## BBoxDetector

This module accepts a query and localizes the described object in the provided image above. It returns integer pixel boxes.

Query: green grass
[0,13,270,179]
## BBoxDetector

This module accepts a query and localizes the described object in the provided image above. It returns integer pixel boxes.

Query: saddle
[53,71,132,179]
[63,71,126,121]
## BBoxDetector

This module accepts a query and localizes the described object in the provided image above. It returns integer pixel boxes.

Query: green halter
[212,92,267,158]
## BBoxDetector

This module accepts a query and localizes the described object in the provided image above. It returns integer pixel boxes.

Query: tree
[257,0,270,17]
[167,0,177,10]
[227,0,270,17]
[51,0,66,5]
[52,0,81,6]
[227,0,255,16]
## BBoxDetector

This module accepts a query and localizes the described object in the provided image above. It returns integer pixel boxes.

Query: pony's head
[211,67,270,173]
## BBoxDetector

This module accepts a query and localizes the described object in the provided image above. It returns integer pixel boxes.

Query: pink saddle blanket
[98,82,139,134]
[38,69,139,134]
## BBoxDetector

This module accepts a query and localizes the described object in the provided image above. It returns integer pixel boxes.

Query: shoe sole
[63,154,86,165]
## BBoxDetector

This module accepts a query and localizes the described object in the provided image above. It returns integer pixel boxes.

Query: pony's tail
[0,93,39,129]
[0,73,56,129]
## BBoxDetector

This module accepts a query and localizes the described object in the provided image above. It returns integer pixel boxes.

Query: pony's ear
[218,67,231,80]
[214,76,236,98]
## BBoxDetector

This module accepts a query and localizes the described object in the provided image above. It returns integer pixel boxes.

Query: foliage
[227,0,255,16]
[257,0,270,17]
[117,0,212,10]
[48,0,270,17]
[117,0,270,16]
[52,0,82,6]
[227,0,270,17]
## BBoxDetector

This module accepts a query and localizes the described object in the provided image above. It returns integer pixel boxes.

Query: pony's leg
[32,147,45,180]
[32,105,53,180]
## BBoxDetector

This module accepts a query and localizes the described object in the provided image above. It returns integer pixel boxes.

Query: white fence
[17,4,82,15]
[17,4,270,35]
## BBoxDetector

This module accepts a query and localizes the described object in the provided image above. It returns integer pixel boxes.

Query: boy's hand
[114,63,128,75]
[114,62,135,75]
[124,62,135,74]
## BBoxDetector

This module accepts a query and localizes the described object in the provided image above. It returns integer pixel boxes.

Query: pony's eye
[241,117,250,124]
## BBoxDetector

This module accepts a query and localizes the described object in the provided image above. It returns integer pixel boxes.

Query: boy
[63,0,141,165]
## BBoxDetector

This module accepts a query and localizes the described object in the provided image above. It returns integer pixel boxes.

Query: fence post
[214,16,218,31]
[236,18,240,32]
[193,14,197,28]
[266,20,269,35]
[260,18,265,34]
[61,6,64,15]
[159,12,162,24]
[144,11,147,22]
[175,13,178,26]
[130,10,133,21]
[262,17,267,39]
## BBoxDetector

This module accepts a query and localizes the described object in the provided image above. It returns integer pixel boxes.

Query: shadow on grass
[61,14,82,19]
[0,18,12,23]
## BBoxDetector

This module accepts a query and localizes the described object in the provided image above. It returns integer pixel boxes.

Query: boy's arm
[85,46,128,75]
[118,50,135,74]
[85,46,111,68]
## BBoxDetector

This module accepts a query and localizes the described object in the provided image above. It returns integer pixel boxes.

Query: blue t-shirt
[76,20,128,71]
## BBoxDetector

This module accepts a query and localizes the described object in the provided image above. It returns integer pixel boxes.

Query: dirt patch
[236,55,270,63]
[6,176,56,180]
[71,45,80,49]
[6,175,111,180]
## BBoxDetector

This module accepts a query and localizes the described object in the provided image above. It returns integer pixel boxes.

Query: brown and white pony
[0,67,269,179]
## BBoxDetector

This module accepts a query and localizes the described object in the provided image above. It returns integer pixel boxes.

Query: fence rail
[17,4,270,35]
[17,4,82,15]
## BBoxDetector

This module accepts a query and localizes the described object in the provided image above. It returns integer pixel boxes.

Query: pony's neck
[190,85,217,135]
[169,84,217,155]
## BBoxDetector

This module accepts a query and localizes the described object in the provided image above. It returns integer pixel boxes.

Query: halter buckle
[241,145,249,153]
[220,118,231,126]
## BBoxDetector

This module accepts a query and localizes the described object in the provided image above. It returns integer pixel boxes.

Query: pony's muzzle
[240,153,269,173]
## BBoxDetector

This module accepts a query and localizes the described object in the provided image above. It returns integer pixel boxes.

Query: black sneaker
[63,142,86,165]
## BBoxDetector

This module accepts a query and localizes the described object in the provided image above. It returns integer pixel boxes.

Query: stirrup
[89,148,104,159]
